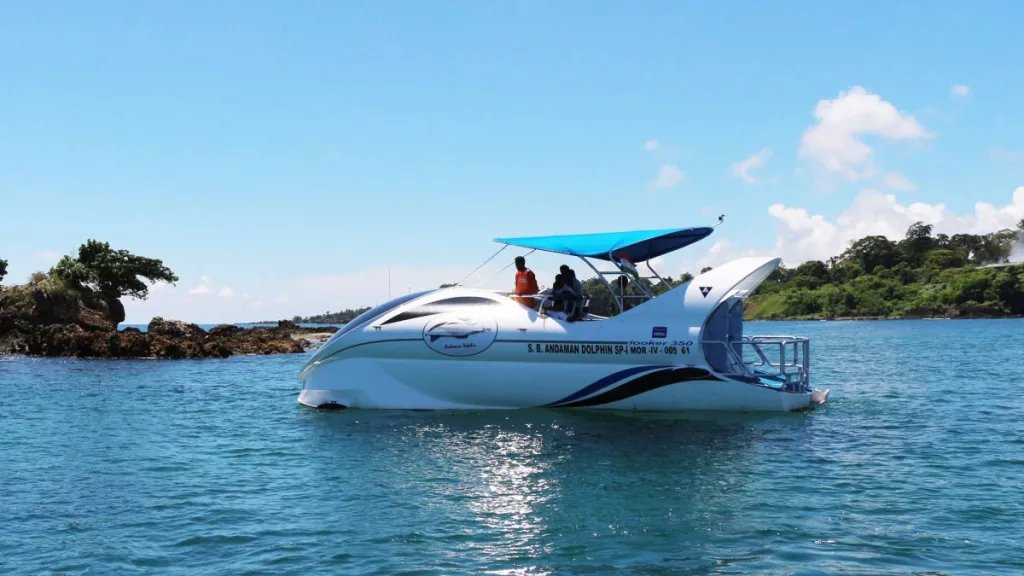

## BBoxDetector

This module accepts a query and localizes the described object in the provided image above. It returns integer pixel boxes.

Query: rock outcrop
[0,283,337,358]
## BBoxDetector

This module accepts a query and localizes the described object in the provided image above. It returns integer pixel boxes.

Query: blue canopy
[494,226,714,263]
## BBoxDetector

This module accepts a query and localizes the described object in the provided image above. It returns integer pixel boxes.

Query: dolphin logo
[422,314,498,357]
[425,319,491,342]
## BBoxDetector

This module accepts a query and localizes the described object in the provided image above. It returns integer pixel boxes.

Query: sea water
[1,319,1022,575]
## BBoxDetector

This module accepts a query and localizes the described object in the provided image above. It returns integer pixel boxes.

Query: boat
[298,224,829,411]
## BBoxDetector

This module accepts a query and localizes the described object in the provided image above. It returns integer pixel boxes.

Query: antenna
[715,214,725,227]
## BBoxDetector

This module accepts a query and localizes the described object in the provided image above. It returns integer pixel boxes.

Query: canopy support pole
[456,244,508,286]
[646,260,668,289]
[579,256,623,314]
[472,248,536,288]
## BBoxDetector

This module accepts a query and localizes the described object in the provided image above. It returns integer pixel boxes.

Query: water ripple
[2,320,1024,574]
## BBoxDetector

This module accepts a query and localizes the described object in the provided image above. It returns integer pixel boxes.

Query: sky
[2,1,1024,323]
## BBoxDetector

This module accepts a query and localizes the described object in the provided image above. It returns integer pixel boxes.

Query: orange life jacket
[515,269,538,294]
[514,268,539,308]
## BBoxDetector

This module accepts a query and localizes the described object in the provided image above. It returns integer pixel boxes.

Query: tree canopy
[0,258,7,284]
[50,240,178,300]
[747,221,1024,319]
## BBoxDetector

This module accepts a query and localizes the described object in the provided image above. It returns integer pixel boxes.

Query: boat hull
[298,356,813,412]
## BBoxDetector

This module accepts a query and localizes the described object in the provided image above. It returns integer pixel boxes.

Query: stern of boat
[703,332,828,409]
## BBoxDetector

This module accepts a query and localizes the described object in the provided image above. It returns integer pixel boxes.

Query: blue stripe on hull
[542,365,665,407]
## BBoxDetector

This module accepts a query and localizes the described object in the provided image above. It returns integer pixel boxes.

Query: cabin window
[380,295,503,325]
[321,289,435,346]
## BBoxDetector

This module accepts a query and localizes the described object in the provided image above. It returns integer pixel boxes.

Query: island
[743,222,1024,320]
[0,241,336,358]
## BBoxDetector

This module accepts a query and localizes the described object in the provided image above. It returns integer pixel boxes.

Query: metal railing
[743,335,810,392]
[702,335,810,393]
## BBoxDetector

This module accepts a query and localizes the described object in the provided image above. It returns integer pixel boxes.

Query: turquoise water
[2,319,1023,575]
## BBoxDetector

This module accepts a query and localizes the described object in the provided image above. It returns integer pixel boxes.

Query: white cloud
[644,140,660,151]
[732,148,773,184]
[649,164,684,189]
[655,238,766,279]
[767,205,840,265]
[951,84,970,98]
[799,86,929,189]
[882,171,915,191]
[188,278,212,295]
[187,276,234,298]
[768,186,1024,265]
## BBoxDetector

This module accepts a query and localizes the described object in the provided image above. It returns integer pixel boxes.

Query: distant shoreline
[746,314,1024,322]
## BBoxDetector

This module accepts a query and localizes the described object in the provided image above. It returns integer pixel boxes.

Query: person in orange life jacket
[513,256,539,308]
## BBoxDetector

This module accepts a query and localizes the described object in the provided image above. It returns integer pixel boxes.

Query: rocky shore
[0,282,337,359]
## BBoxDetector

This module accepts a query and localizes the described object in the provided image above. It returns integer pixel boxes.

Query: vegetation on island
[1,240,334,358]
[51,240,179,301]
[1,240,179,326]
[744,221,1024,320]
[289,307,372,325]
[0,258,7,284]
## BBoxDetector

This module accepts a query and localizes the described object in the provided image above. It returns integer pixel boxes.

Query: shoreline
[747,314,1024,322]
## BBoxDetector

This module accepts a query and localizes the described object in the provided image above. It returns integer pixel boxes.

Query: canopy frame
[456,223,717,315]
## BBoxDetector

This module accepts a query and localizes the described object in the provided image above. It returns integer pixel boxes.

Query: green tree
[948,234,984,263]
[892,262,915,285]
[50,240,178,300]
[0,257,7,283]
[922,249,967,270]
[794,260,829,281]
[899,221,936,266]
[841,235,900,272]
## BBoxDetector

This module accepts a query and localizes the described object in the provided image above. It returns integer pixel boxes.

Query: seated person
[559,265,584,300]
[543,273,583,321]
[559,266,584,320]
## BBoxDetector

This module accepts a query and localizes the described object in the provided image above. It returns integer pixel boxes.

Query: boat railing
[702,335,810,393]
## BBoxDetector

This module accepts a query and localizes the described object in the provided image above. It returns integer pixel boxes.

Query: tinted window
[381,295,502,325]
[320,289,435,347]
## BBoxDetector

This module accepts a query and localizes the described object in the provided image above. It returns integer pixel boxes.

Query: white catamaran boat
[298,225,829,412]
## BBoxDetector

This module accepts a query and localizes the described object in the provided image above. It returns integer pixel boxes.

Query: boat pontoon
[298,224,829,411]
